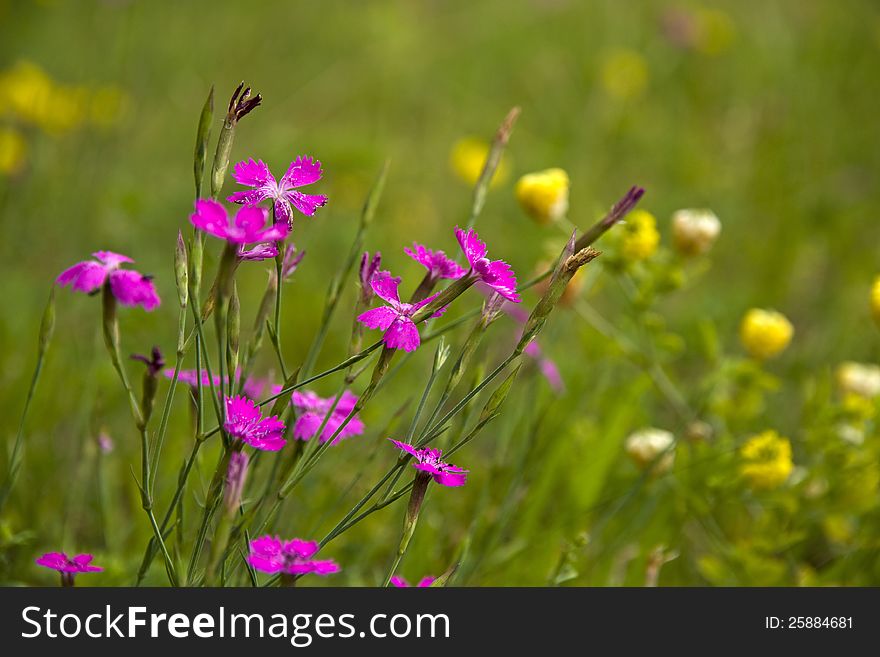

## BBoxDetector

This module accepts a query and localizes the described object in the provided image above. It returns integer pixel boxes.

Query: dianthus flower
[36,552,102,586]
[227,157,327,227]
[247,536,339,576]
[282,389,365,444]
[455,227,520,302]
[404,243,466,282]
[57,250,160,310]
[389,439,468,487]
[357,271,446,352]
[224,395,286,451]
[190,199,289,244]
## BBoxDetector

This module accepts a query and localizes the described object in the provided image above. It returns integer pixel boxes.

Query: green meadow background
[2,0,879,585]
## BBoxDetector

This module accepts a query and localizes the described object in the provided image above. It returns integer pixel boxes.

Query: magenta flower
[389,439,468,487]
[166,369,264,398]
[390,575,435,588]
[190,199,290,244]
[247,536,339,576]
[274,389,365,444]
[223,395,286,451]
[227,157,328,227]
[405,243,466,281]
[279,243,306,282]
[57,251,160,311]
[36,552,101,585]
[455,227,520,302]
[357,271,446,352]
[524,341,564,393]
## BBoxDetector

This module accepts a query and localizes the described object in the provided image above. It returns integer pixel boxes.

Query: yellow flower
[739,308,793,360]
[449,137,508,187]
[515,168,569,225]
[620,209,660,261]
[871,275,880,325]
[671,208,721,256]
[625,428,675,474]
[739,430,794,490]
[599,48,648,100]
[0,127,27,175]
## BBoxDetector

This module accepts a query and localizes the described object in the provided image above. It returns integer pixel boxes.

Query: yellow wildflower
[620,209,660,261]
[599,48,648,100]
[449,137,508,187]
[739,430,794,490]
[739,308,793,360]
[515,168,569,225]
[0,127,27,175]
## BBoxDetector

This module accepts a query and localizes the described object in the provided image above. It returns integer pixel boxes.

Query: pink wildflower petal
[390,576,409,588]
[238,243,278,262]
[293,412,324,441]
[280,156,324,188]
[404,244,467,280]
[286,190,328,217]
[482,260,520,303]
[191,199,232,240]
[56,260,108,293]
[227,189,268,205]
[432,465,469,487]
[389,438,422,459]
[357,306,399,331]
[224,396,287,451]
[455,226,488,266]
[93,251,133,267]
[234,205,270,233]
[35,552,69,571]
[232,158,275,187]
[369,270,402,306]
[247,554,284,574]
[335,390,360,415]
[383,317,421,352]
[417,577,436,587]
[283,539,319,559]
[411,293,448,318]
[72,554,102,572]
[306,560,341,575]
[109,270,161,310]
[273,199,292,227]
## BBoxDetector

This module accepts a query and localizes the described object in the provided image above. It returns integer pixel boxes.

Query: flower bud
[515,168,569,225]
[226,282,240,377]
[625,428,675,474]
[174,230,188,308]
[223,450,249,515]
[671,208,721,256]
[193,86,214,199]
[211,82,261,199]
[739,308,793,360]
[39,287,56,356]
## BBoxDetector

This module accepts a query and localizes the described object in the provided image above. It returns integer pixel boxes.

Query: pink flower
[36,552,102,574]
[404,243,466,281]
[279,244,306,282]
[247,536,339,576]
[455,227,520,302]
[359,251,382,303]
[56,251,160,311]
[389,439,468,487]
[166,369,265,398]
[224,395,286,451]
[357,271,446,352]
[190,199,290,244]
[277,389,365,444]
[227,157,328,227]
[524,341,564,393]
[390,575,435,587]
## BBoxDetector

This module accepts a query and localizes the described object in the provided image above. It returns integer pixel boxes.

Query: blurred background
[2,0,880,586]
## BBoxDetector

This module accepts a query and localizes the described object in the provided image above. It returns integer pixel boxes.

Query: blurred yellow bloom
[739,430,794,490]
[739,308,793,360]
[625,428,675,474]
[515,168,569,225]
[599,48,648,100]
[0,127,27,175]
[871,275,880,325]
[671,208,721,256]
[841,392,875,421]
[836,361,880,399]
[449,137,508,187]
[620,209,660,261]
